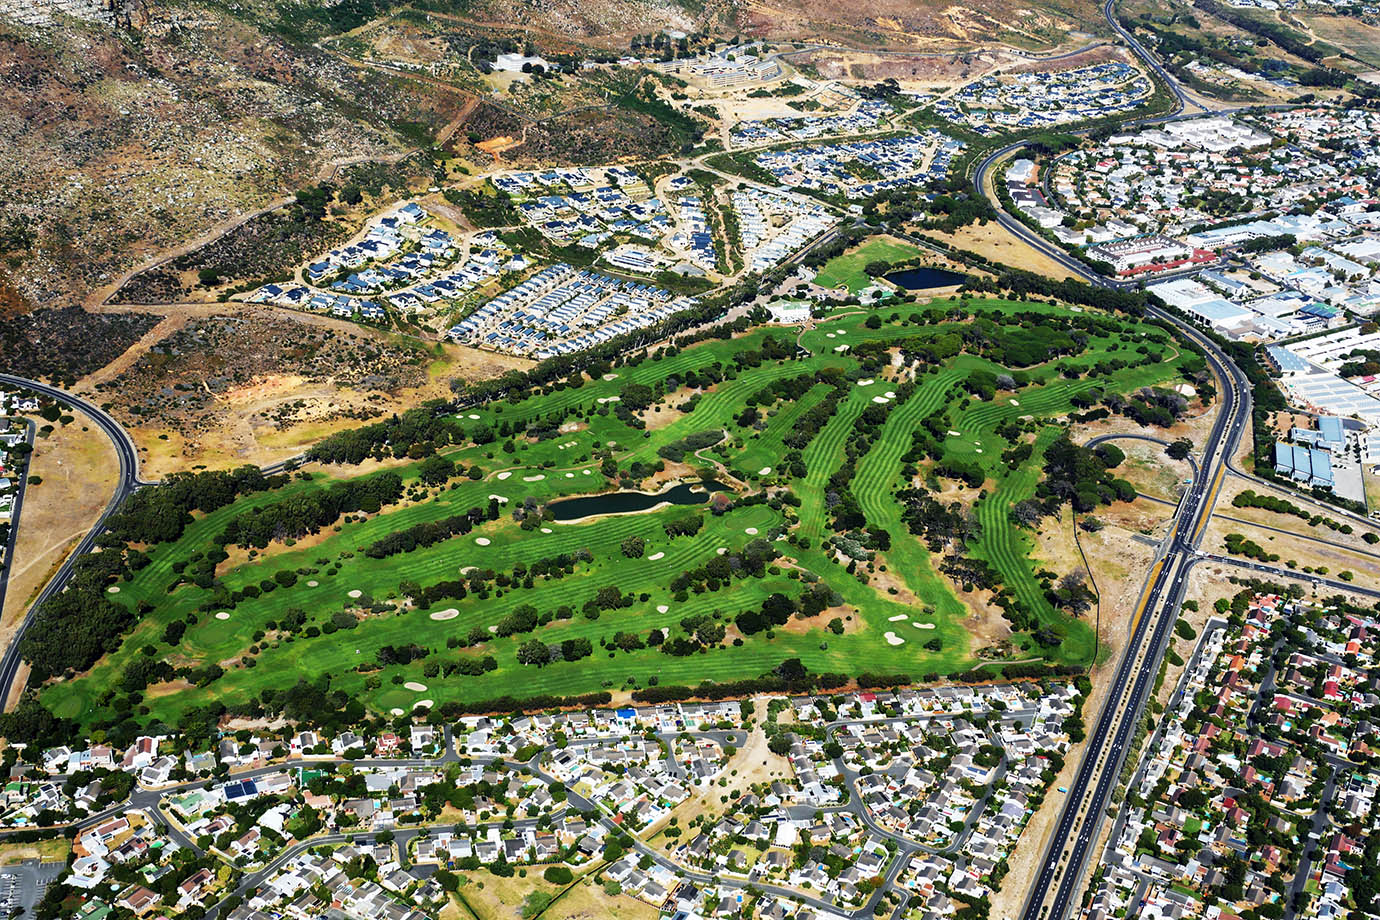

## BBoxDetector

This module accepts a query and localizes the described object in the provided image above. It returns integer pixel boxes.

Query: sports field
[43,295,1191,731]
[812,236,923,292]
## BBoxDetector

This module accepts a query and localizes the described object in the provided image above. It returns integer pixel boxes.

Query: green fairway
[812,236,923,293]
[42,294,1194,733]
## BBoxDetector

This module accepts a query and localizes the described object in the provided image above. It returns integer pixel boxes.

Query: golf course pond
[885,266,967,290]
[548,481,731,522]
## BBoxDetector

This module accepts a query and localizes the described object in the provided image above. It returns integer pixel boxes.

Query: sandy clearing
[429,608,460,621]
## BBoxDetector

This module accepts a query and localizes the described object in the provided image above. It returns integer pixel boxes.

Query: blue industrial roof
[1310,449,1333,484]
[1266,345,1312,374]
[1319,415,1344,445]
[1291,445,1312,477]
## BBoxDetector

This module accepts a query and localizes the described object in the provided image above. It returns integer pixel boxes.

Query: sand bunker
[489,494,508,503]
[497,471,512,481]
[745,527,758,535]
[475,537,491,546]
[348,589,363,599]
[759,467,771,475]
[107,586,120,594]
[540,527,553,534]
[523,475,545,482]
[404,681,428,692]
[429,608,460,621]
[215,612,231,621]
[413,699,434,709]
[307,580,319,587]
[648,552,665,561]
[913,622,936,630]
[856,379,873,386]
[657,605,670,613]
[884,632,905,646]
[468,414,481,420]
[888,614,908,622]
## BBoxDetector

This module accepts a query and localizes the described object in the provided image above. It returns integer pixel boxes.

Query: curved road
[0,374,309,708]
[0,375,148,707]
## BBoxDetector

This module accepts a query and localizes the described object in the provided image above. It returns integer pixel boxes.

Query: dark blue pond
[548,481,730,522]
[885,267,967,290]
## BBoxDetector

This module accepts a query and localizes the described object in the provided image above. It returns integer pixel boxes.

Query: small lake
[885,267,967,290]
[548,481,730,522]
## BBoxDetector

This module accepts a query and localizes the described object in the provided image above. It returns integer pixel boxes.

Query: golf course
[40,294,1196,734]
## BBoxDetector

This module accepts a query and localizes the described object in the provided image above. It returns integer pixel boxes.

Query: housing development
[5,1,1380,920]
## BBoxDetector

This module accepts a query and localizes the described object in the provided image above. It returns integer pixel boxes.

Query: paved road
[0,418,35,655]
[0,375,147,708]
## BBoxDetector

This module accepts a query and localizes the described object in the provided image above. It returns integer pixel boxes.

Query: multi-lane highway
[960,5,1274,917]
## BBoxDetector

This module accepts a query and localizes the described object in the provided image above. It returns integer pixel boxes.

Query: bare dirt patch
[78,308,520,477]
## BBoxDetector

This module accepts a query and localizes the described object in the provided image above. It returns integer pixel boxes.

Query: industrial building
[1272,442,1334,488]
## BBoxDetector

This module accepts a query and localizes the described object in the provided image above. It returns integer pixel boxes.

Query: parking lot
[0,861,65,916]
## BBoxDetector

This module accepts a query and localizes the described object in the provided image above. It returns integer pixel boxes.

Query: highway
[958,4,1272,917]
[0,374,148,708]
